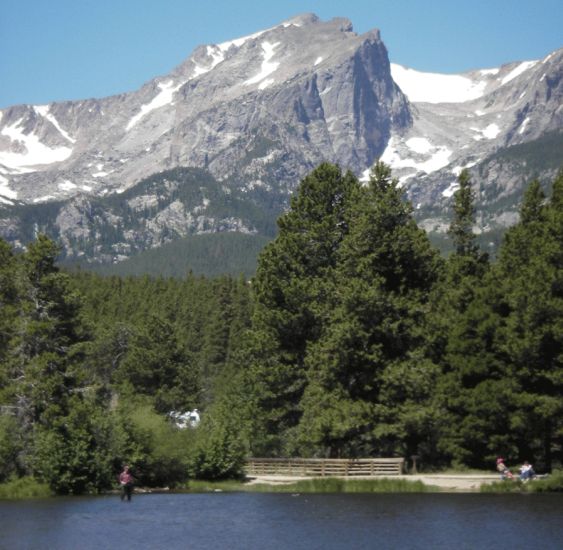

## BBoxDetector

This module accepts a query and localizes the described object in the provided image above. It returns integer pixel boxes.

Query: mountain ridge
[1,14,561,270]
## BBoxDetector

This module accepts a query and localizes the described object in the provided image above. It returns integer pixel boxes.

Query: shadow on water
[1,492,562,549]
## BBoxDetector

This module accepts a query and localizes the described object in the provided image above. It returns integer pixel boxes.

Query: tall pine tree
[247,163,361,454]
[296,162,441,458]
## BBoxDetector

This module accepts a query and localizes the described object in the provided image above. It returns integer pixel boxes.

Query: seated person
[519,461,536,481]
[496,457,514,479]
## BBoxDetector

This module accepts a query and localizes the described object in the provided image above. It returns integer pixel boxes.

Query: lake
[1,492,562,549]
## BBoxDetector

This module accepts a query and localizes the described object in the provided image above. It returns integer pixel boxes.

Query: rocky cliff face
[0,14,409,205]
[385,48,563,237]
[0,14,561,265]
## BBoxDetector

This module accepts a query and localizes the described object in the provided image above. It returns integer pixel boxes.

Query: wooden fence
[246,457,405,477]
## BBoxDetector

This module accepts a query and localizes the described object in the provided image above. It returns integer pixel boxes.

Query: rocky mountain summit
[0,14,409,204]
[0,14,561,268]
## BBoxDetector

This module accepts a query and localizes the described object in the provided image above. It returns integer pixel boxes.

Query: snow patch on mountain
[519,116,531,134]
[380,136,452,175]
[441,181,460,197]
[0,174,17,201]
[480,68,500,76]
[193,46,226,76]
[218,29,268,53]
[34,105,76,143]
[482,123,501,139]
[33,195,56,203]
[390,64,487,103]
[126,80,183,130]
[58,180,77,191]
[216,15,305,53]
[470,123,501,140]
[406,137,433,154]
[501,60,538,85]
[0,118,73,171]
[244,41,281,88]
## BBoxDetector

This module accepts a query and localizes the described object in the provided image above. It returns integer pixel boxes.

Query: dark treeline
[0,162,561,494]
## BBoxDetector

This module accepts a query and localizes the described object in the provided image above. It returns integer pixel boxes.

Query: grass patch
[182,477,434,493]
[480,480,524,493]
[480,471,563,493]
[249,478,433,493]
[529,471,563,493]
[0,477,52,499]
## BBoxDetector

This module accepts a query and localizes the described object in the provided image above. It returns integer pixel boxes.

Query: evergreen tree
[436,173,562,469]
[115,314,199,413]
[248,163,361,454]
[492,171,563,470]
[0,235,125,492]
[15,236,86,422]
[0,239,18,410]
[432,169,492,465]
[519,179,546,225]
[0,239,18,367]
[448,169,481,258]
[296,162,441,457]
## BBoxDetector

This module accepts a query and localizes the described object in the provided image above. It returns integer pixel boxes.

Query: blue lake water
[1,492,562,549]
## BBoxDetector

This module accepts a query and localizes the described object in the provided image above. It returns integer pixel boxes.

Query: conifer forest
[1,162,561,494]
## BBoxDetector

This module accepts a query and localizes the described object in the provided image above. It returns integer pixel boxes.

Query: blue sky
[1,0,561,108]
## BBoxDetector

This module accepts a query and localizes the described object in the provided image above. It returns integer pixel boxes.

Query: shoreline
[2,472,552,499]
[244,473,501,492]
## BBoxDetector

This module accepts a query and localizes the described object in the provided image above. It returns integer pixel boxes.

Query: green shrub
[123,402,195,487]
[529,470,563,492]
[0,476,52,499]
[187,403,246,480]
[31,397,125,495]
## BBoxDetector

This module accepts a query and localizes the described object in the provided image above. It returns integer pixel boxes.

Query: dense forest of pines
[0,162,561,494]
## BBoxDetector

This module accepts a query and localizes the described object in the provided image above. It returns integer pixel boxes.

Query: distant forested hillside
[74,232,272,278]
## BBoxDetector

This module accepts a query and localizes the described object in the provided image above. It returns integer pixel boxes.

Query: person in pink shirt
[496,457,514,480]
[119,465,134,501]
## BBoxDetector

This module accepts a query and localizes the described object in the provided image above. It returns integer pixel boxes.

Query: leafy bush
[187,403,247,480]
[0,476,51,499]
[32,397,124,494]
[123,402,195,487]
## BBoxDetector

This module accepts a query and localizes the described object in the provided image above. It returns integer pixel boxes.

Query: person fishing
[119,465,134,501]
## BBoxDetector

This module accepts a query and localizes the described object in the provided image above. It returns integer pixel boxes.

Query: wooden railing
[246,458,405,477]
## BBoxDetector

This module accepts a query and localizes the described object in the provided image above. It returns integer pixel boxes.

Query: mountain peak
[280,13,320,27]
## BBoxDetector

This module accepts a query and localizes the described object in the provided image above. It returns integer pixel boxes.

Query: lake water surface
[1,492,562,549]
